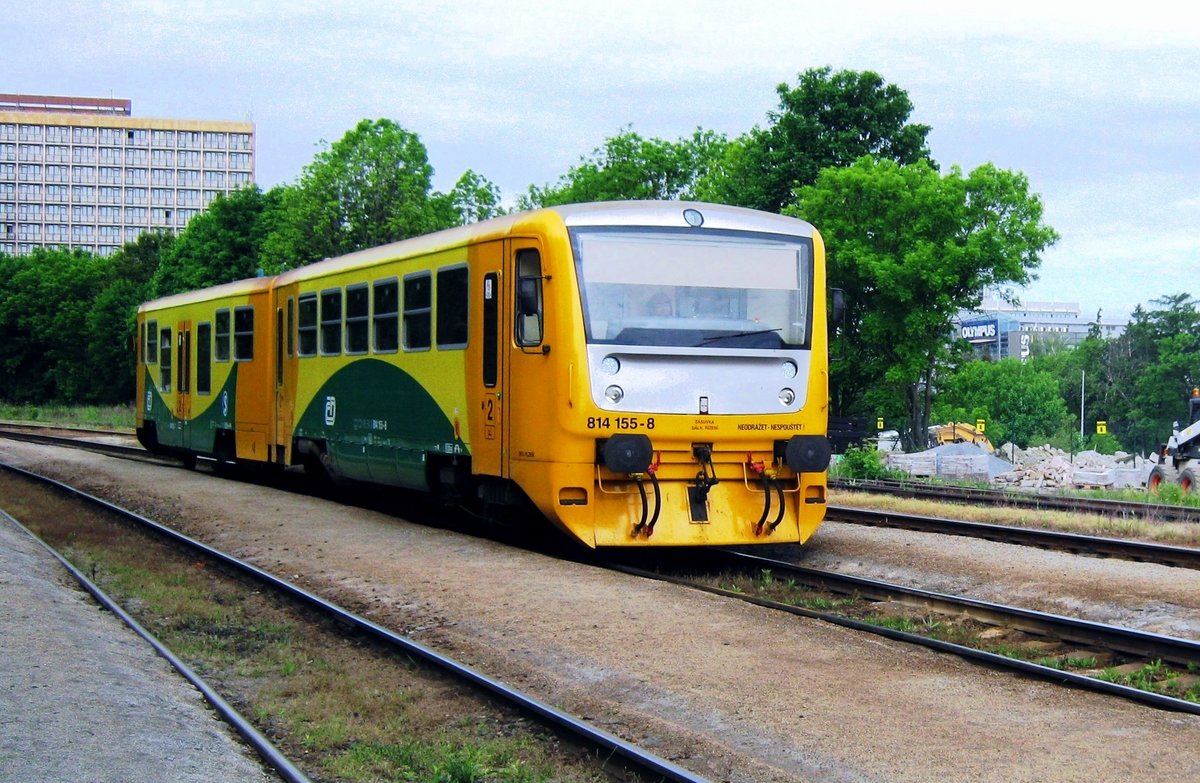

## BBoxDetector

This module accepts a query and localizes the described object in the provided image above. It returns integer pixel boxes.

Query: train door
[174,321,193,447]
[273,286,297,465]
[470,241,505,477]
[505,240,554,472]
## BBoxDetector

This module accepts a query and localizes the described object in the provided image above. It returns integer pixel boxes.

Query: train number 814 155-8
[586,416,655,431]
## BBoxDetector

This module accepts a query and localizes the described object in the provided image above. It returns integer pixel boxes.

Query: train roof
[139,201,816,310]
[139,274,272,313]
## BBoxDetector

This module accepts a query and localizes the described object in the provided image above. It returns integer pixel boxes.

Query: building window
[320,288,342,355]
[403,272,431,351]
[436,265,469,348]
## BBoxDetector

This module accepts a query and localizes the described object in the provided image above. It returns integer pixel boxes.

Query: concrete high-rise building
[0,93,255,257]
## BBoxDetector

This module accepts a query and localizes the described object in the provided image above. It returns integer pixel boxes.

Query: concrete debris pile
[883,442,1150,489]
[991,445,1149,490]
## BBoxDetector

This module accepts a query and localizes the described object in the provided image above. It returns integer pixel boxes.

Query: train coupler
[687,445,719,522]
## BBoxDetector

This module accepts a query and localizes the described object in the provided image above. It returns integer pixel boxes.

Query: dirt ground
[3,440,1200,783]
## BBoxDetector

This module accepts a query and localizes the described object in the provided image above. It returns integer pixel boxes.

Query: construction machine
[929,421,994,453]
[1148,387,1200,493]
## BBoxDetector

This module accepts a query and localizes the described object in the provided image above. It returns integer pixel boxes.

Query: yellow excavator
[929,421,994,453]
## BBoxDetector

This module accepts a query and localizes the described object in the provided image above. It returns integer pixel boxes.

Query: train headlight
[781,360,797,379]
[605,385,625,404]
[779,388,795,406]
[601,355,621,375]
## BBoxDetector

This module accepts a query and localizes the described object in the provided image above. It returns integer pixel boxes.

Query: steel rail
[608,551,1200,716]
[718,549,1200,667]
[0,461,713,783]
[830,477,1200,523]
[0,507,312,783]
[0,426,166,463]
[827,504,1200,569]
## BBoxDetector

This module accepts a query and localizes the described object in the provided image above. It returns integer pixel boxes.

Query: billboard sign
[960,319,998,343]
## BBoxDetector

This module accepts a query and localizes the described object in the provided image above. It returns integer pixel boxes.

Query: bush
[833,444,907,480]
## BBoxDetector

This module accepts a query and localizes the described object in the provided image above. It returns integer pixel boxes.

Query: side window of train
[233,306,254,361]
[436,265,468,349]
[403,272,431,351]
[298,293,317,357]
[373,278,399,353]
[320,288,342,356]
[196,322,212,395]
[515,249,543,346]
[146,320,158,364]
[345,283,369,354]
[215,308,230,362]
[159,327,172,392]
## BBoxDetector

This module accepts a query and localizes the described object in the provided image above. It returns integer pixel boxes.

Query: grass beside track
[0,402,135,431]
[705,567,1200,705]
[0,473,613,783]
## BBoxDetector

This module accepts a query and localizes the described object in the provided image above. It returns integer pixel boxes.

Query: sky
[9,1,1199,319]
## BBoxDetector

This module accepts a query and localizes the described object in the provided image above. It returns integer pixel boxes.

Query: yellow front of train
[508,202,832,547]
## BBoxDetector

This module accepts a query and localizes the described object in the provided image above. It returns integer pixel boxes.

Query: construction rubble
[882,441,1150,489]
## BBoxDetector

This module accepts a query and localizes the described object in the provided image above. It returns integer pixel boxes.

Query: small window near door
[159,328,172,392]
[234,306,254,361]
[146,320,158,364]
[403,272,431,351]
[215,308,230,362]
[298,293,317,357]
[515,249,543,346]
[436,265,468,349]
[320,288,342,356]
[197,322,211,394]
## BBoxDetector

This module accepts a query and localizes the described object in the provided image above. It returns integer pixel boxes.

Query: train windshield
[572,228,813,349]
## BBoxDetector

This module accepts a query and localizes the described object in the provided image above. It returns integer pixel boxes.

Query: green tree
[0,249,114,402]
[790,157,1059,449]
[519,127,728,208]
[441,168,505,224]
[932,358,1073,447]
[151,186,274,297]
[261,119,449,269]
[1054,296,1200,454]
[697,67,933,212]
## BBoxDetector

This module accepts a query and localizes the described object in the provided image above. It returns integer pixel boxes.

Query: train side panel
[136,279,273,464]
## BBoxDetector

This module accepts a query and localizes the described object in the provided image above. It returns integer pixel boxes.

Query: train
[135,200,835,547]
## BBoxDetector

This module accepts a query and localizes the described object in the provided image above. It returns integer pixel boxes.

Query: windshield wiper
[696,327,783,346]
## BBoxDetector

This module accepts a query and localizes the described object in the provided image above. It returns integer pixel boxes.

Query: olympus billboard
[960,319,998,342]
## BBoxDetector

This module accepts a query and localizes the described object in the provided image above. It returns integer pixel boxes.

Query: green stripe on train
[142,368,237,454]
[294,358,466,490]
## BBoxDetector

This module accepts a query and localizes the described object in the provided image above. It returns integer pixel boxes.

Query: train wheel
[1180,468,1197,495]
[1148,464,1179,492]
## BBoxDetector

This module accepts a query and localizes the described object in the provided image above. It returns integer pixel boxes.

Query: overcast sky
[10,1,1198,318]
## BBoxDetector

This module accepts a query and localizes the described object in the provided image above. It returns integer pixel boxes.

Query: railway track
[827,505,1200,569]
[6,422,1195,573]
[0,461,711,783]
[610,549,1200,715]
[831,477,1200,523]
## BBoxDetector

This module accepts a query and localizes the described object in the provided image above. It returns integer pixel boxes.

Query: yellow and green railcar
[136,201,834,547]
